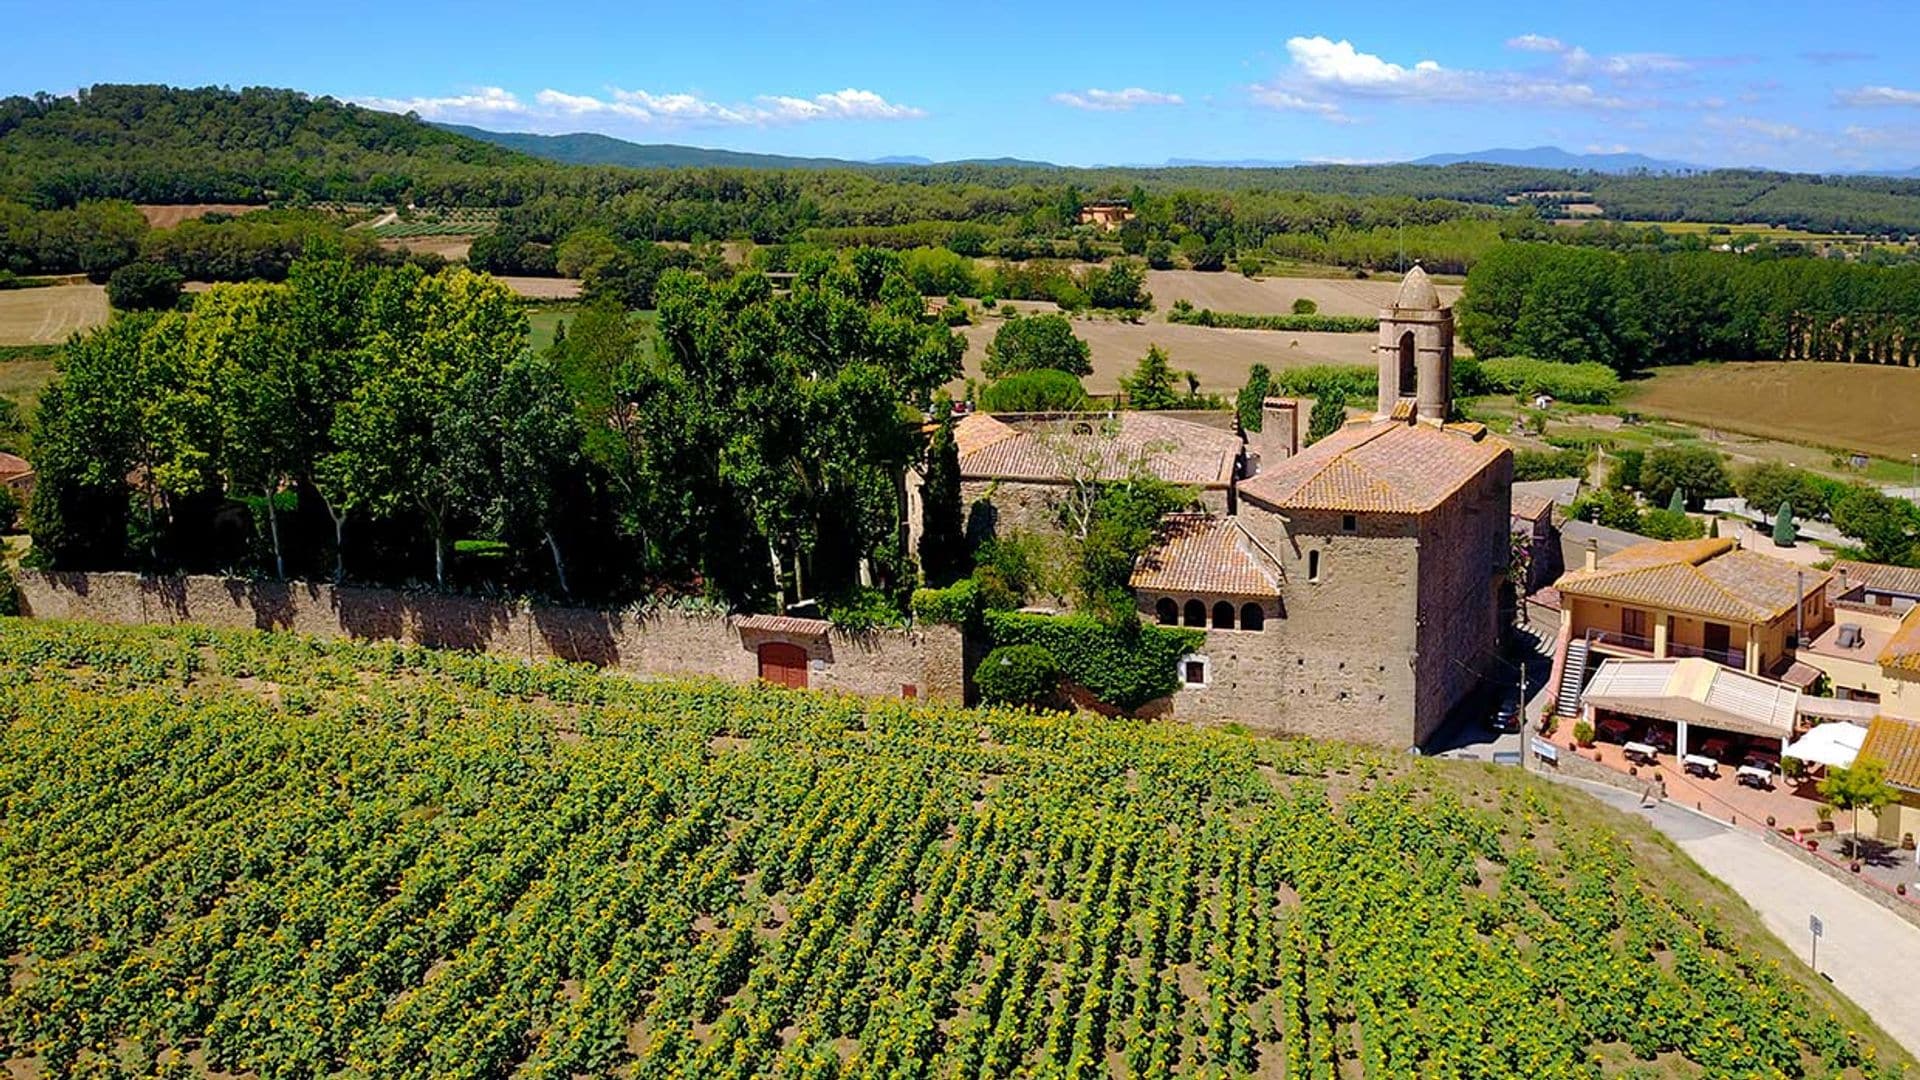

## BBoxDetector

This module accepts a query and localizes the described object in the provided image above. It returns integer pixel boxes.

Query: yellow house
[1798,579,1920,718]
[1858,712,1920,844]
[1552,537,1830,693]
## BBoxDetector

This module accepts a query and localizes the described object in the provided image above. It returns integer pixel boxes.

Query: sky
[5,0,1920,171]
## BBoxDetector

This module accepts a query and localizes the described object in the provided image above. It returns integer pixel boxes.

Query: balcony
[1587,630,1654,656]
[1668,641,1748,669]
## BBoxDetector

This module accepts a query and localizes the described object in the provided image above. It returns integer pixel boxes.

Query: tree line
[1457,243,1920,371]
[30,252,965,617]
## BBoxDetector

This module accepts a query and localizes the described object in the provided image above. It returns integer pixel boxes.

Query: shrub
[1607,449,1644,491]
[1291,297,1318,315]
[1307,390,1349,445]
[983,314,1092,378]
[1165,307,1375,333]
[1639,508,1704,541]
[105,261,183,311]
[976,644,1062,708]
[1477,357,1621,404]
[1271,364,1376,400]
[984,610,1202,711]
[1573,719,1594,746]
[911,578,980,625]
[978,369,1089,412]
[1511,448,1587,482]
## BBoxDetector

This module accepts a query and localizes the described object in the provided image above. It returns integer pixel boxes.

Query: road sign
[1809,913,1822,971]
[1809,914,1822,938]
[1530,737,1559,764]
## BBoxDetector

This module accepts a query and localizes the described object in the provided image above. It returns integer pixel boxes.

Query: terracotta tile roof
[1237,417,1508,515]
[1555,537,1828,625]
[1880,605,1920,672]
[956,412,1241,487]
[1831,559,1920,600]
[736,614,832,637]
[1511,491,1555,523]
[0,452,30,480]
[1860,714,1920,792]
[1130,514,1284,598]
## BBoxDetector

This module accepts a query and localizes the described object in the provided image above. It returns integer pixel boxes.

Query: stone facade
[16,571,960,702]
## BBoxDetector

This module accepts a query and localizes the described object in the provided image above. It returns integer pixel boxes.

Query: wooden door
[757,642,809,689]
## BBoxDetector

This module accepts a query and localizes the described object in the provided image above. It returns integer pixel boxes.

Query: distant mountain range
[1406,146,1701,173]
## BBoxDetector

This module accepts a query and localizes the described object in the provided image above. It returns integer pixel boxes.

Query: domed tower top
[1391,263,1442,311]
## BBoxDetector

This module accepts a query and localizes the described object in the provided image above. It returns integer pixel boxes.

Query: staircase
[1556,639,1591,717]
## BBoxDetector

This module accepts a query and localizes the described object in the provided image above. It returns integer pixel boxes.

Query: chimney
[1249,397,1300,471]
[1584,537,1599,572]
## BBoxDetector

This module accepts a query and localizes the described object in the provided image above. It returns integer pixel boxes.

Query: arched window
[1307,550,1321,583]
[1241,603,1265,631]
[1397,331,1417,398]
[1155,598,1179,625]
[1183,599,1207,627]
[1212,601,1235,630]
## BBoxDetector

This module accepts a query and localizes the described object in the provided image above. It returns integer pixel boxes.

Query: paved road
[1572,779,1920,1061]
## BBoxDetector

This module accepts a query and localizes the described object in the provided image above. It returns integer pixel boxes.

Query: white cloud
[1506,34,1567,54]
[1705,115,1808,143]
[1284,36,1442,90]
[1838,85,1920,107]
[1247,86,1351,122]
[1252,35,1631,116]
[1051,87,1184,111]
[353,85,924,129]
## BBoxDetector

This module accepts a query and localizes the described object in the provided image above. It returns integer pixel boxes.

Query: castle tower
[1374,264,1453,423]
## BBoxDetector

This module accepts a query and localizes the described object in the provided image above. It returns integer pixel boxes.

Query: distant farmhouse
[948,267,1514,747]
[1076,200,1135,231]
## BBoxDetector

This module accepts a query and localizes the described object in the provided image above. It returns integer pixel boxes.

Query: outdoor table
[1683,754,1720,778]
[1737,765,1773,790]
[1623,741,1658,764]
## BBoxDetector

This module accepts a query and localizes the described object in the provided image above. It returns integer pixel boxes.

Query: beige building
[1858,712,1920,844]
[1127,267,1514,747]
[1796,564,1920,716]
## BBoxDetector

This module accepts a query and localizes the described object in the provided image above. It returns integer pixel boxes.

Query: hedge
[976,644,1062,708]
[1478,357,1621,404]
[1271,364,1378,400]
[911,578,980,626]
[984,610,1203,711]
[1167,304,1376,333]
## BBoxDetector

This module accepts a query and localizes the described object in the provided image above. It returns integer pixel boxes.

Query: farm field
[1144,269,1463,318]
[1627,362,1920,461]
[0,348,58,420]
[378,235,473,261]
[962,318,1379,396]
[499,275,583,301]
[0,618,1908,1078]
[133,203,264,227]
[0,282,108,345]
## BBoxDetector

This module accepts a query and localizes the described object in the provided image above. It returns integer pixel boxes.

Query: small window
[1212,601,1236,630]
[1307,550,1321,583]
[1179,654,1210,688]
[1342,514,1357,533]
[1183,599,1207,627]
[1241,603,1264,631]
[1155,597,1179,625]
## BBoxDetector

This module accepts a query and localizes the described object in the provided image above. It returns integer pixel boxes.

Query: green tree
[1639,508,1703,541]
[983,314,1092,379]
[1666,487,1686,514]
[1120,345,1181,410]
[1819,759,1898,855]
[1291,297,1318,315]
[1831,486,1920,565]
[553,227,622,279]
[1307,389,1348,445]
[1773,501,1795,547]
[978,369,1088,412]
[977,644,1062,708]
[1640,446,1728,511]
[104,261,183,311]
[1569,487,1643,532]
[918,398,966,587]
[1235,363,1273,434]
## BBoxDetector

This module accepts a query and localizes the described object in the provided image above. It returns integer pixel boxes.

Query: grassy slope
[0,619,1907,1078]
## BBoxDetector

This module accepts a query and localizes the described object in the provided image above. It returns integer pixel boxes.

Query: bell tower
[1374,263,1453,423]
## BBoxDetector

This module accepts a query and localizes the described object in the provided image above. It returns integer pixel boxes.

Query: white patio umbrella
[1782,722,1868,769]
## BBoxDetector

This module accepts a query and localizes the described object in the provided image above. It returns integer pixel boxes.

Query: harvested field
[499,276,582,301]
[134,204,263,228]
[0,354,58,419]
[1628,361,1920,460]
[0,283,109,345]
[378,236,473,261]
[1144,269,1462,317]
[961,318,1378,395]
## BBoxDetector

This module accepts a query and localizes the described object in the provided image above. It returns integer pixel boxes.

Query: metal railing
[1587,629,1654,654]
[1668,641,1747,668]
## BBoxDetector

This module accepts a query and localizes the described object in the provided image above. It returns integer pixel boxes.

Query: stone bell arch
[1374,263,1453,423]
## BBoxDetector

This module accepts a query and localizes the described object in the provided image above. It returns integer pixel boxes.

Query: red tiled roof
[1555,537,1828,624]
[956,412,1241,487]
[736,614,832,637]
[0,452,31,479]
[1861,714,1920,792]
[1129,514,1284,598]
[1831,559,1920,600]
[1881,605,1920,673]
[1511,491,1555,523]
[1237,417,1507,515]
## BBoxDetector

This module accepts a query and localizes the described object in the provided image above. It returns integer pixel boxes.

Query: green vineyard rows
[0,619,1906,1079]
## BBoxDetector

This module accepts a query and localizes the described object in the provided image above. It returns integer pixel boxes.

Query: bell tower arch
[1374,263,1453,423]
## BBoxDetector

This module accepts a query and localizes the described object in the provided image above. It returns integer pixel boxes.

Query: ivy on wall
[984,610,1202,712]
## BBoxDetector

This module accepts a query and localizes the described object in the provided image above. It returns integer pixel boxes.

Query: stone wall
[1413,452,1513,744]
[17,571,959,703]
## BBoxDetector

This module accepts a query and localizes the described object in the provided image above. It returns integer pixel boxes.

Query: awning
[1579,657,1800,740]
[1797,696,1880,724]
[1783,722,1867,768]
[736,614,833,637]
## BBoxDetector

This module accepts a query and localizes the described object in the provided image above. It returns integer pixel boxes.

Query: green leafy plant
[976,644,1062,708]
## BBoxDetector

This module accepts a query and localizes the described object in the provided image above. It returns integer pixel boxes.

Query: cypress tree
[918,398,966,585]
[1667,487,1686,514]
[1773,500,1795,547]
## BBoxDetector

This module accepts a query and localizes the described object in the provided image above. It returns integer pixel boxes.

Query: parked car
[1488,700,1521,733]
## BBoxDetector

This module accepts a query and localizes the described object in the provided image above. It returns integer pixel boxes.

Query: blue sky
[5,0,1920,170]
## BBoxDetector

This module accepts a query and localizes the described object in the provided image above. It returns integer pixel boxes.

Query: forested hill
[0,84,530,205]
[432,123,874,170]
[7,84,1920,234]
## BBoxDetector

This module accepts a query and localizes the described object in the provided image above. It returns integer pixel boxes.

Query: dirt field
[134,204,264,228]
[1144,269,1462,317]
[961,318,1377,396]
[0,284,109,346]
[1628,362,1920,460]
[379,236,474,262]
[499,276,582,301]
